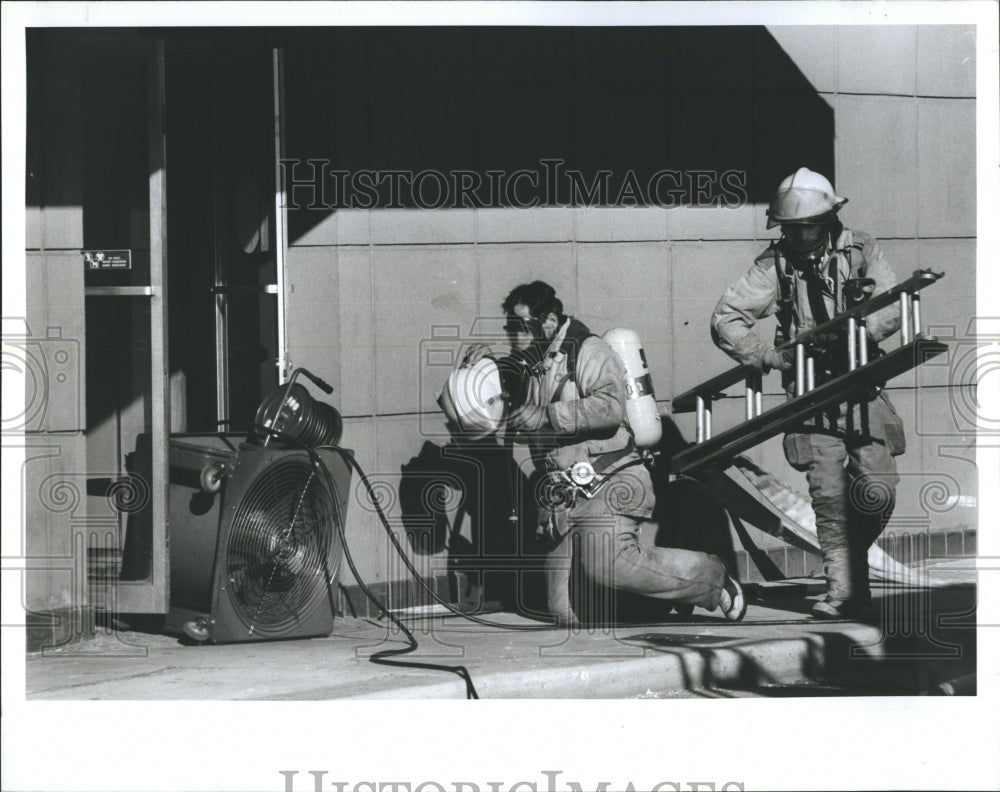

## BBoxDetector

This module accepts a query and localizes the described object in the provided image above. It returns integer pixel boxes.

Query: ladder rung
[672,269,944,413]
[668,337,948,475]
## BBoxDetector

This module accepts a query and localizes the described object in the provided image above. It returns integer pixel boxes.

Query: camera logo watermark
[2,317,82,434]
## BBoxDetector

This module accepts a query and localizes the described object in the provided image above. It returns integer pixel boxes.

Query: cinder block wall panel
[372,245,479,415]
[898,382,977,459]
[669,240,768,395]
[918,98,977,237]
[336,210,372,247]
[23,436,89,612]
[370,209,477,247]
[898,386,978,533]
[837,26,919,96]
[575,207,668,243]
[574,85,669,180]
[284,246,341,400]
[291,213,339,247]
[476,27,574,85]
[577,241,673,397]
[24,252,86,433]
[35,68,84,250]
[916,25,977,98]
[477,208,576,244]
[474,84,574,173]
[669,205,758,242]
[835,95,919,239]
[917,238,978,388]
[476,242,578,321]
[335,247,377,417]
[368,83,475,171]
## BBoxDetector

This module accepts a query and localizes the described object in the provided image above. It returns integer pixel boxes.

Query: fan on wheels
[163,439,352,644]
[225,455,338,637]
[162,370,351,644]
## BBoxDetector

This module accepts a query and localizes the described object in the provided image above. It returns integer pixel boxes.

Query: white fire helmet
[438,356,506,440]
[766,167,848,229]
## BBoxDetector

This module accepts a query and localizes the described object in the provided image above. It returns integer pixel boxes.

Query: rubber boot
[813,547,854,619]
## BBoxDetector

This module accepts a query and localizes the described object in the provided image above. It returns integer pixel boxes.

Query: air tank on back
[602,327,663,449]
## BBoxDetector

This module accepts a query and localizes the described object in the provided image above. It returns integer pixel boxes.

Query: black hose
[318,444,556,631]
[252,423,482,697]
[308,441,481,698]
[322,460,480,699]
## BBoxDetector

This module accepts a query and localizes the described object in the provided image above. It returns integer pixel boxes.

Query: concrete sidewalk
[26,561,977,700]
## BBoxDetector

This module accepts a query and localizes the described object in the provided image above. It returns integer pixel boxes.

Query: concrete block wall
[282,24,977,589]
[22,42,89,614]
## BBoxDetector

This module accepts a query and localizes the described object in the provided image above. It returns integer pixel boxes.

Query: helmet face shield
[781,221,829,256]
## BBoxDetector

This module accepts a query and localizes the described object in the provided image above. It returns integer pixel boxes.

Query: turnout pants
[542,468,727,625]
[782,392,904,604]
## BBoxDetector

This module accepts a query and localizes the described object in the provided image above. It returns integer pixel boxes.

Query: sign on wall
[82,249,132,270]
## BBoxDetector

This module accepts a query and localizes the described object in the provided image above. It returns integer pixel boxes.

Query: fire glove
[759,347,795,374]
[507,403,550,433]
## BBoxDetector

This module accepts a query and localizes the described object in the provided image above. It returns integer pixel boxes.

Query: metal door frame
[84,41,170,613]
[273,47,289,387]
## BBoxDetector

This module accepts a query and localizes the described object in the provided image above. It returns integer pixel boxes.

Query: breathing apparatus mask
[495,345,540,410]
[782,216,851,287]
[781,220,833,266]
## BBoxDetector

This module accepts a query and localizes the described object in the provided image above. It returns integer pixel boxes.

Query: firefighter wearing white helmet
[711,168,906,619]
[493,280,745,626]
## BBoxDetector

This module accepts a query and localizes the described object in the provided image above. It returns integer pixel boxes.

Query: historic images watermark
[278,770,745,792]
[280,158,748,210]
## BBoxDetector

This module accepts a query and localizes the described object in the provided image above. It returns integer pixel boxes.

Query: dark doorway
[166,45,279,433]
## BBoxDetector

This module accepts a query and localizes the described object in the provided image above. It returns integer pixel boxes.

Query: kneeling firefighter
[442,280,745,626]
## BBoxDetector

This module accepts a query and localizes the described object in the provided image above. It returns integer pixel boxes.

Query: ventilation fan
[164,437,352,644]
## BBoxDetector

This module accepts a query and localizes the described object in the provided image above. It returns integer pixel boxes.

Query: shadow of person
[399,437,536,611]
[651,416,739,573]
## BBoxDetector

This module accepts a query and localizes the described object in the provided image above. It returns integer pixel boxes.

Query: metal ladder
[669,269,949,475]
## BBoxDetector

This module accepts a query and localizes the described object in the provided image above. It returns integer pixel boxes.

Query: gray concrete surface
[26,560,977,700]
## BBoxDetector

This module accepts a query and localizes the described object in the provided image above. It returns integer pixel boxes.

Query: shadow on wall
[399,439,545,612]
[25,26,835,434]
[282,25,834,236]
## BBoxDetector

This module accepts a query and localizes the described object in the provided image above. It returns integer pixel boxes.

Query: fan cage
[225,454,341,637]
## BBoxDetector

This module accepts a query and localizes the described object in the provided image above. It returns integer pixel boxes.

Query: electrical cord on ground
[251,424,481,697]
[251,425,828,695]
[310,440,482,698]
